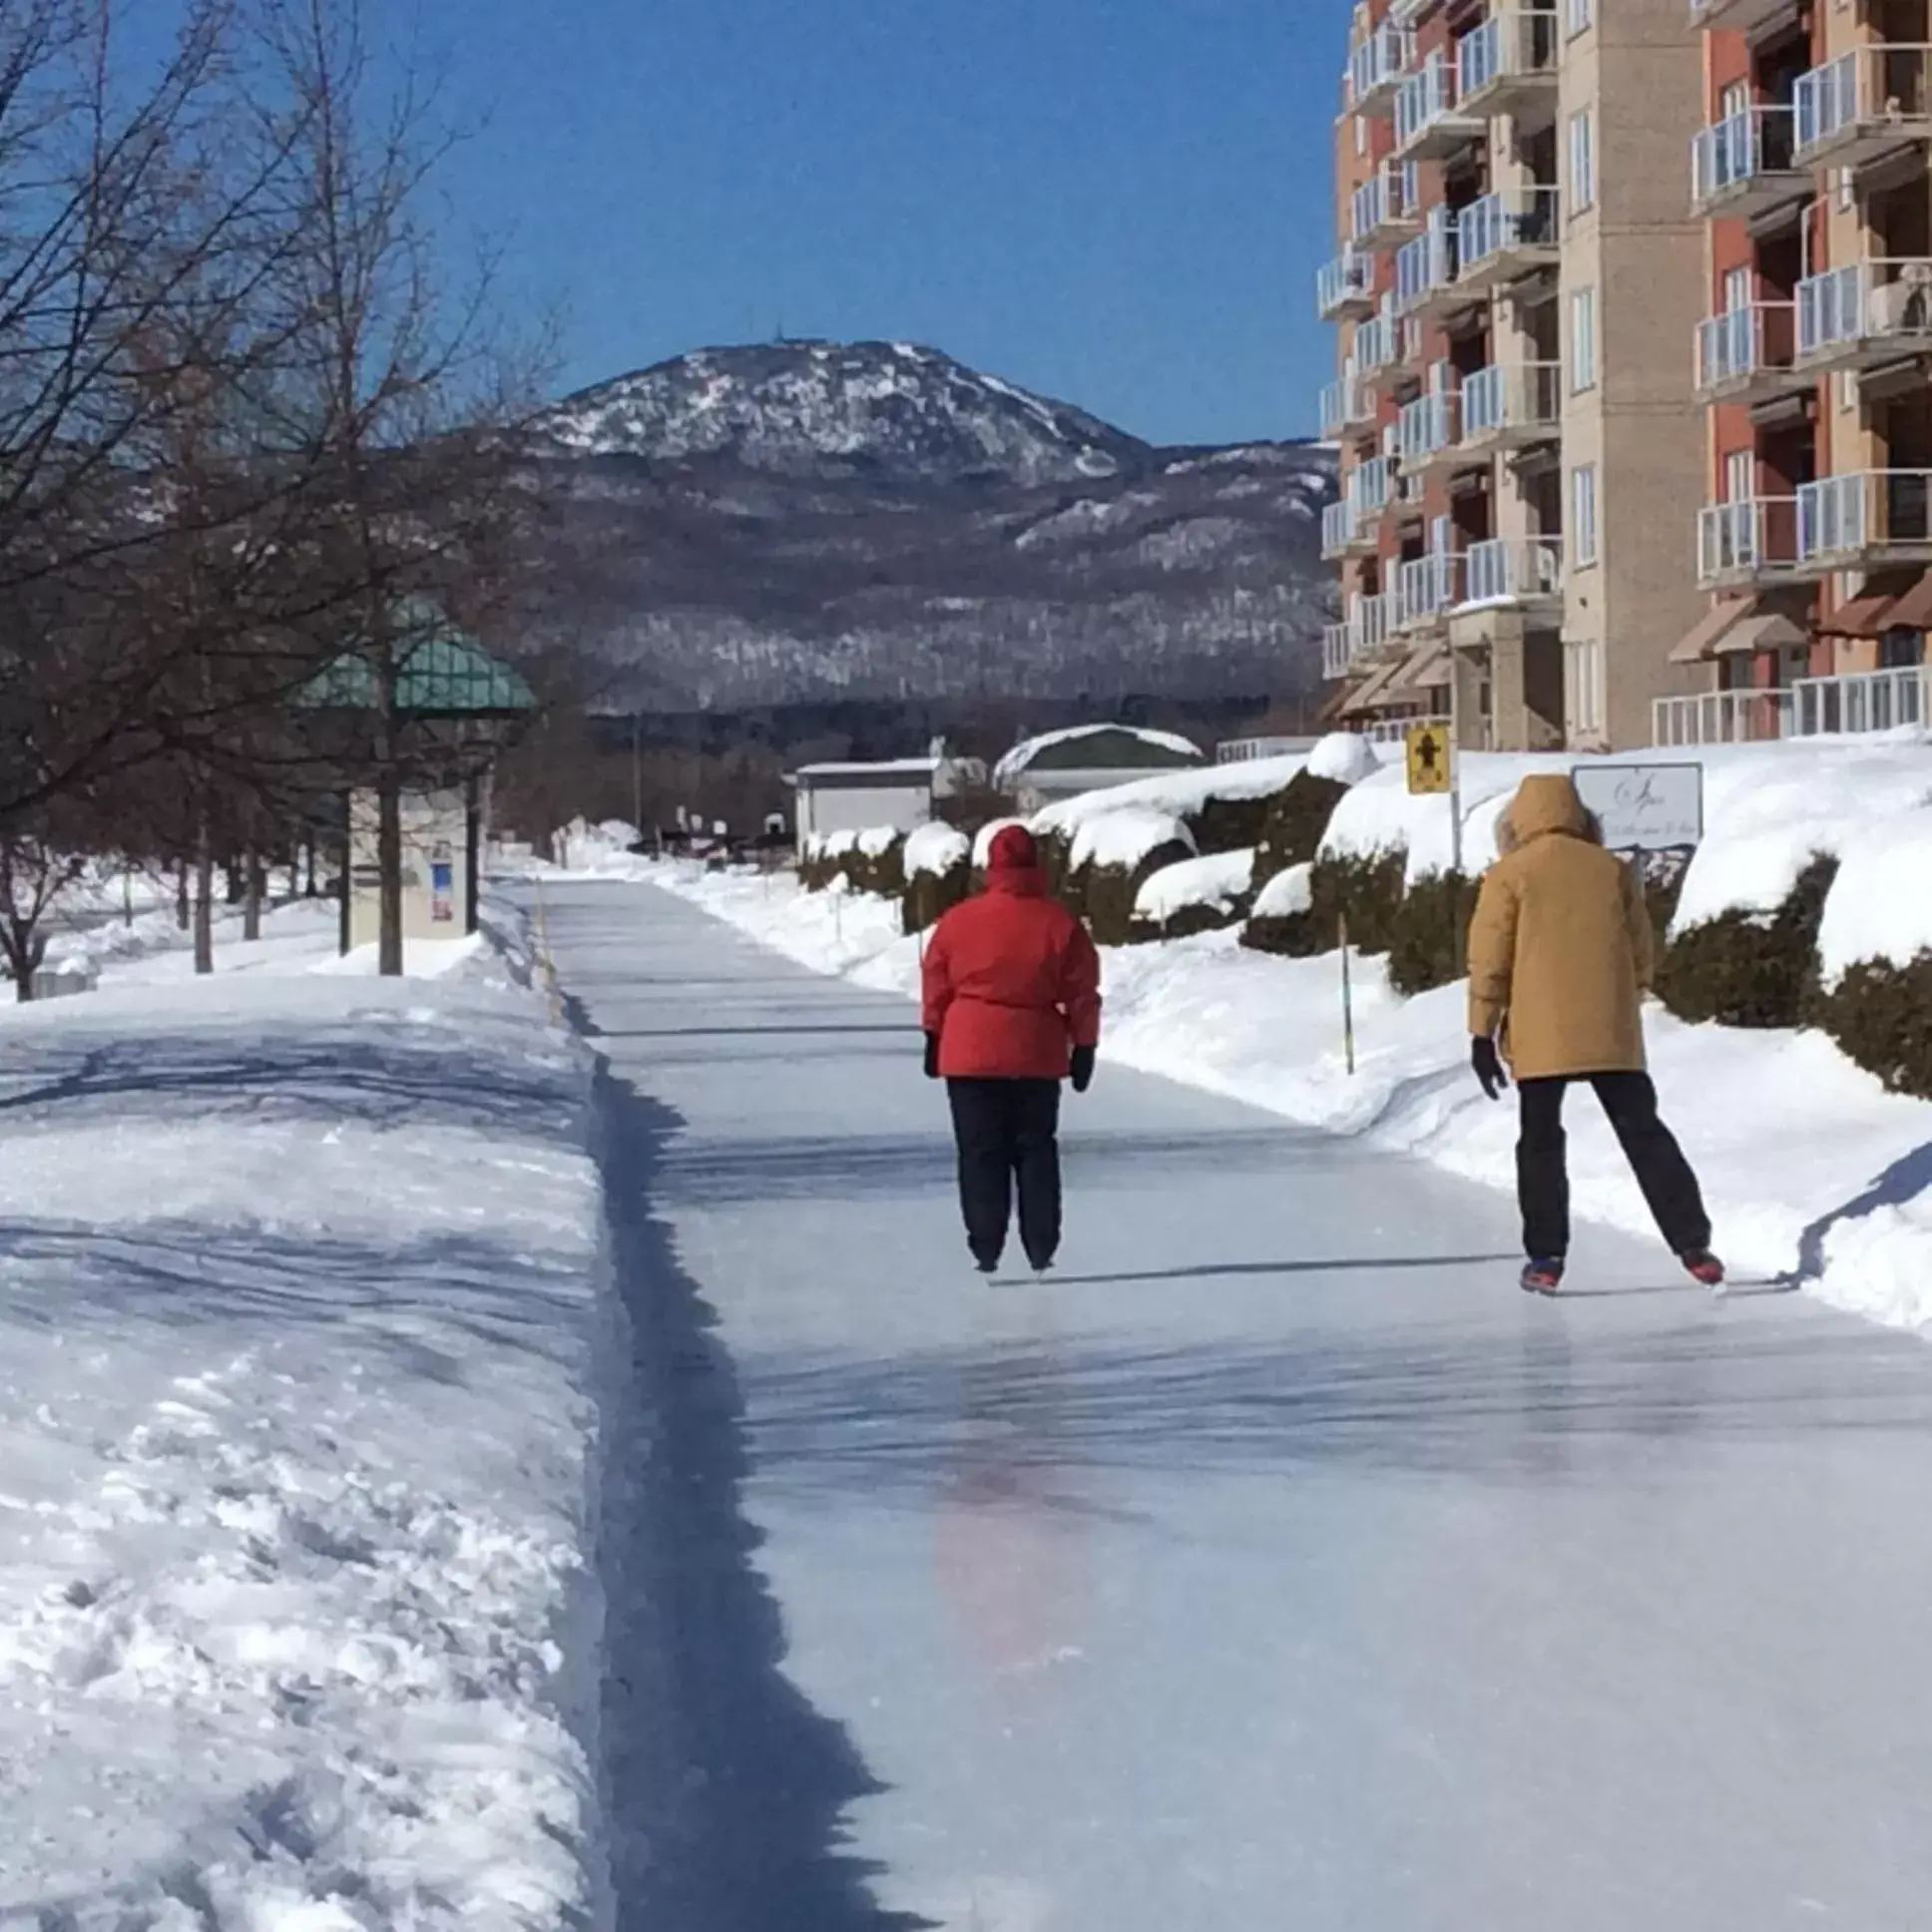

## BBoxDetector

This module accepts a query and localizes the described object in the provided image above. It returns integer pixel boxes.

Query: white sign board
[1571,762,1704,852]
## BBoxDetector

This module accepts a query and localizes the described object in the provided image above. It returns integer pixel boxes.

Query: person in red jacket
[921,825,1102,1274]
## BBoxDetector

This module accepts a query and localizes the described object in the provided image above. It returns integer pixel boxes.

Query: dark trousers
[947,1078,1062,1267]
[1518,1072,1712,1261]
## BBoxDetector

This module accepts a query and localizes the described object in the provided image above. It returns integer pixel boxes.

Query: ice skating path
[547,884,1932,1932]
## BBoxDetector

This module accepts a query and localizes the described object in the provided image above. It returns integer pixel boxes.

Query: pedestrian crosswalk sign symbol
[1405,723,1451,794]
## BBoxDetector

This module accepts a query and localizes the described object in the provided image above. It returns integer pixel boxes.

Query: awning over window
[1881,573,1932,632]
[1820,590,1902,639]
[1719,610,1808,656]
[1668,596,1752,665]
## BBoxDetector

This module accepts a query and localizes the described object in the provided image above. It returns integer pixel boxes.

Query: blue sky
[425,0,1349,446]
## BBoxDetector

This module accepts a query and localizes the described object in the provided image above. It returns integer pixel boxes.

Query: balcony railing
[1359,713,1451,744]
[1348,20,1411,113]
[1794,46,1932,165]
[1395,551,1459,630]
[1694,301,1798,399]
[1652,688,1795,746]
[1322,592,1396,680]
[1320,371,1374,439]
[1317,247,1375,321]
[1396,390,1456,466]
[1455,187,1560,286]
[1796,259,1932,366]
[1690,105,1803,215]
[1218,735,1307,762]
[1653,668,1931,746]
[1395,221,1458,315]
[1460,535,1564,607]
[1396,50,1480,160]
[1355,303,1401,377]
[1351,161,1422,245]
[1457,10,1559,112]
[1797,470,1932,565]
[1459,361,1561,444]
[1321,500,1354,558]
[1696,496,1799,585]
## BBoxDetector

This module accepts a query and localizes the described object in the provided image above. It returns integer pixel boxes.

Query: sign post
[1339,909,1355,1077]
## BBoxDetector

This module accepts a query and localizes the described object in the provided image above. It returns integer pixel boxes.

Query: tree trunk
[377,767,404,976]
[195,814,216,976]
[243,847,263,942]
[304,834,318,899]
[123,867,135,929]
[224,857,243,906]
[177,862,191,931]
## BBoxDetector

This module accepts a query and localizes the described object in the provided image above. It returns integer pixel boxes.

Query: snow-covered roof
[994,724,1203,789]
[792,758,940,784]
[1134,849,1254,921]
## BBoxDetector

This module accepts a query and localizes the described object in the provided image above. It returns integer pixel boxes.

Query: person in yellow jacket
[1466,772,1723,1295]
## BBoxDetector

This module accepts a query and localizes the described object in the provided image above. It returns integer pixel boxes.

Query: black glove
[1471,1035,1507,1102]
[1069,1045,1096,1095]
[923,1033,941,1081]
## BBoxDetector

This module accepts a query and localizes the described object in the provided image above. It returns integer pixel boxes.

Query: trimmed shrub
[1305,849,1408,957]
[1241,863,1319,957]
[1386,869,1481,998]
[1810,951,1932,1101]
[1655,854,1837,1029]
[1187,789,1278,858]
[903,860,971,935]
[1077,838,1198,947]
[799,834,906,897]
[1251,772,1352,887]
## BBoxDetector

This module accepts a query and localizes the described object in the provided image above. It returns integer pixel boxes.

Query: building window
[1573,464,1600,567]
[1725,449,1753,503]
[1565,0,1591,34]
[1570,287,1597,391]
[1568,639,1604,737]
[1569,110,1595,215]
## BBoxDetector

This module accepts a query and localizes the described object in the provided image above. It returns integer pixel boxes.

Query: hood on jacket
[1498,773,1601,853]
[985,825,1041,874]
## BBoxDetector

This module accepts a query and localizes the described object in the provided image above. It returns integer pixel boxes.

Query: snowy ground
[652,865,1932,1337]
[544,882,1932,1932]
[0,904,609,1928]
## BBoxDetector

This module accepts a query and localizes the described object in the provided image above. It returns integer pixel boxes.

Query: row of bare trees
[0,0,551,993]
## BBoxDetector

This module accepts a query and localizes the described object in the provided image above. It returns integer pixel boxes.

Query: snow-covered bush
[902,823,972,934]
[1240,862,1318,957]
[1812,952,1932,1100]
[1385,870,1480,998]
[1060,808,1197,945]
[1656,855,1836,1029]
[800,827,907,896]
[1128,849,1254,942]
[1251,770,1353,889]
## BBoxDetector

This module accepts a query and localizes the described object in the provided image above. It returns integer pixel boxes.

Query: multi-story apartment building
[1667,0,1932,743]
[1319,0,1710,751]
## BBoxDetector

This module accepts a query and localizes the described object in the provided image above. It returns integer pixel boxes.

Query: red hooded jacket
[922,827,1102,1080]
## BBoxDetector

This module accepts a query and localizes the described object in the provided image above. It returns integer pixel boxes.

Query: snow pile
[903,822,970,879]
[656,862,1932,1339]
[0,921,608,1924]
[1134,849,1254,922]
[857,825,902,857]
[1320,749,1577,883]
[1030,753,1306,838]
[1253,862,1313,919]
[1307,730,1382,785]
[992,723,1202,790]
[1817,796,1932,982]
[1068,807,1196,874]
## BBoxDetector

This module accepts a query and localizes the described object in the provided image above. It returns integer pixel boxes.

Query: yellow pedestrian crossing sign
[1405,722,1451,795]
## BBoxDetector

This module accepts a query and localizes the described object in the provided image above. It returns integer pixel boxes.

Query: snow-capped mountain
[541,340,1153,486]
[521,340,1338,712]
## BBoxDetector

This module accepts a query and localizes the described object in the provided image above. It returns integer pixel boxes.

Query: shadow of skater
[591,1060,933,1931]
[1794,1138,1932,1282]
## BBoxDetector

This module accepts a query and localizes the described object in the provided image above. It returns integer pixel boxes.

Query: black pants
[1518,1072,1711,1261]
[947,1078,1062,1267]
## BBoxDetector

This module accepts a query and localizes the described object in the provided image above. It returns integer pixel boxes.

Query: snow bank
[1031,753,1305,837]
[0,917,609,1924]
[1307,730,1382,785]
[904,821,970,879]
[992,723,1202,790]
[1816,798,1932,982]
[1253,862,1313,919]
[1134,849,1254,922]
[1068,807,1196,874]
[657,862,1932,1340]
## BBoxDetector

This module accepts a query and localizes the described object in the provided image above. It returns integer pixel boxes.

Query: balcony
[1687,0,1802,33]
[1395,221,1462,319]
[1690,106,1806,220]
[1693,302,1801,403]
[1395,390,1457,471]
[1696,496,1800,589]
[1395,51,1483,162]
[1323,592,1396,680]
[1321,456,1398,559]
[1794,46,1932,170]
[1798,470,1932,571]
[1652,688,1795,747]
[1454,187,1560,296]
[1351,161,1424,247]
[1458,361,1561,452]
[1395,551,1459,632]
[1653,668,1931,746]
[1354,303,1403,383]
[1457,9,1559,119]
[1795,259,1932,372]
[1458,535,1564,612]
[1320,371,1375,439]
[1348,20,1411,117]
[1317,247,1376,322]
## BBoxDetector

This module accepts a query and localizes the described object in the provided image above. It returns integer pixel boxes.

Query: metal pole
[1339,909,1356,1077]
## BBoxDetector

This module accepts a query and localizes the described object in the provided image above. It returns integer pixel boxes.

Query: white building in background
[994,724,1207,814]
[787,747,989,854]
